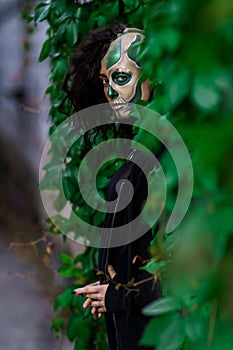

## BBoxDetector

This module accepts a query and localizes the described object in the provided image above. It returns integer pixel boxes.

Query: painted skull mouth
[110,97,128,111]
[111,103,126,111]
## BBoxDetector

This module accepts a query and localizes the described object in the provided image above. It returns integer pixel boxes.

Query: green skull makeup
[100,28,150,118]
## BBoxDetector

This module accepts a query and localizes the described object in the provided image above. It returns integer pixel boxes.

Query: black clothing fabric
[98,150,162,350]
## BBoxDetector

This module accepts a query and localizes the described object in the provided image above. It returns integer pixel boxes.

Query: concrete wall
[0,0,50,174]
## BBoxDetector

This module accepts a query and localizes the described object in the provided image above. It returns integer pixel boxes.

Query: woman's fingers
[82,297,92,309]
[98,307,107,313]
[85,292,101,299]
[91,300,104,308]
[91,307,104,318]
[91,307,97,314]
[73,279,109,315]
[75,283,108,297]
[72,281,100,295]
[91,308,103,318]
[90,281,100,286]
[74,285,99,295]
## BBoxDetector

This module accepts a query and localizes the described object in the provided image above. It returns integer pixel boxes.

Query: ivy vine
[26,0,233,349]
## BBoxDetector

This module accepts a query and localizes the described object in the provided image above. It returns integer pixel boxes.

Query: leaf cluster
[27,0,233,349]
[139,1,233,349]
[29,0,147,349]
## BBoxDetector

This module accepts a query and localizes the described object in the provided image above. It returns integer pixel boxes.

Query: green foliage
[139,1,233,349]
[28,0,233,349]
[52,246,108,349]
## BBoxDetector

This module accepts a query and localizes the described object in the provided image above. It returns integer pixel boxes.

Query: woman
[65,25,162,350]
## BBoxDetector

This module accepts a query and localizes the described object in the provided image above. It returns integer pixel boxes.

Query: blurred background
[0,1,73,349]
[0,0,232,349]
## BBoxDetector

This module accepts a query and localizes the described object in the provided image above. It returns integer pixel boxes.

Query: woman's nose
[107,85,119,98]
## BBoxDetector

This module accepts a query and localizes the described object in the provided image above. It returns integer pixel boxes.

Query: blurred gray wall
[0,0,50,174]
[0,4,75,350]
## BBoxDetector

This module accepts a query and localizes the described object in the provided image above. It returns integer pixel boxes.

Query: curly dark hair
[59,23,139,148]
[61,24,126,114]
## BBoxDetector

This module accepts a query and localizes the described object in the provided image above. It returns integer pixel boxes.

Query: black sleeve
[105,151,162,313]
[105,270,162,313]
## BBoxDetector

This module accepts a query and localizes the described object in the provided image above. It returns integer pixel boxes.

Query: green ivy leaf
[58,252,74,264]
[185,312,206,342]
[66,20,79,46]
[34,3,50,23]
[39,165,60,190]
[191,76,221,111]
[73,316,93,349]
[67,314,80,341]
[143,297,183,316]
[50,316,64,338]
[96,175,109,189]
[97,15,106,28]
[51,58,68,80]
[160,28,181,52]
[167,69,190,108]
[54,288,72,310]
[62,176,76,201]
[39,38,51,62]
[57,264,74,278]
[140,259,165,274]
[141,314,185,350]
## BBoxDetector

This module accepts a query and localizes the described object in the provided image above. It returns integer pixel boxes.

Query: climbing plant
[140,1,233,349]
[27,0,233,349]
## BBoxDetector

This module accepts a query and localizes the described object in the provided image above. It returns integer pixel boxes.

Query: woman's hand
[82,283,109,313]
[73,265,116,317]
[74,281,102,316]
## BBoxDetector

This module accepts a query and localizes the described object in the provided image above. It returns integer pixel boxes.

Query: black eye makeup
[112,71,132,86]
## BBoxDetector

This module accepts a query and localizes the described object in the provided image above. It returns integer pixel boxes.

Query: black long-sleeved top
[98,150,162,350]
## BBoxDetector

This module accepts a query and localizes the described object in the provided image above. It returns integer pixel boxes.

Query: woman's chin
[113,105,132,119]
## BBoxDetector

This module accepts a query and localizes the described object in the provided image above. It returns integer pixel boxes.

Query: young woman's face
[100,30,150,119]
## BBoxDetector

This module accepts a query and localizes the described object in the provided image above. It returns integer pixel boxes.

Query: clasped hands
[73,265,116,318]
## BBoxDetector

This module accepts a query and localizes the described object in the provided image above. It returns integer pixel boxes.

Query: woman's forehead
[102,32,145,70]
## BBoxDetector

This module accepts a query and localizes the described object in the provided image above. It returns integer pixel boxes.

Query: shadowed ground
[0,136,73,350]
